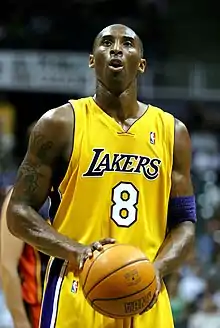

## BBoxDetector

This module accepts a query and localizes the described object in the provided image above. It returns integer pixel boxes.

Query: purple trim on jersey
[38,198,50,221]
[40,258,66,328]
[168,196,197,228]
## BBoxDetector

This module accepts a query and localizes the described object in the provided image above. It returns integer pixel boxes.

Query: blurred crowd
[1,0,220,327]
[0,0,167,60]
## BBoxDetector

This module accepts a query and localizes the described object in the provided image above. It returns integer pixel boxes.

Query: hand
[140,266,162,314]
[74,238,115,272]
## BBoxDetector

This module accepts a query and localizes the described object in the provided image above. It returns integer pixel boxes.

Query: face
[89,25,146,94]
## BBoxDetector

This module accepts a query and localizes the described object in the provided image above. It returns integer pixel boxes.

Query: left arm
[154,119,196,277]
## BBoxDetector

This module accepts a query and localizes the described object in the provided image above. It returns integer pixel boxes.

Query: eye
[124,40,133,47]
[102,39,112,47]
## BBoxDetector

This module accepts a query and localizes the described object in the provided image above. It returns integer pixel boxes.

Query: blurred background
[1,0,220,327]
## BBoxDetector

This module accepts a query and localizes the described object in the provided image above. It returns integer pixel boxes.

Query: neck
[94,80,139,122]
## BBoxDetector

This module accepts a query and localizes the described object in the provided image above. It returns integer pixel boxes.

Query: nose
[110,41,123,56]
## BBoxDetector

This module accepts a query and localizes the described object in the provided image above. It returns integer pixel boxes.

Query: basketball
[79,243,157,318]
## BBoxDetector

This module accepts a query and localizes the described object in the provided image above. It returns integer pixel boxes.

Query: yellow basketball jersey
[40,97,175,328]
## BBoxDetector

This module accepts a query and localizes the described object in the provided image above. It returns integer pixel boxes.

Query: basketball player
[0,188,49,328]
[6,24,196,328]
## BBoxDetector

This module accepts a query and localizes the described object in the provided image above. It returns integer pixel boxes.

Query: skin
[1,189,31,328]
[7,24,195,310]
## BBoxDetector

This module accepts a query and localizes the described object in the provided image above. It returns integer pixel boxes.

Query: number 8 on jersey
[111,182,139,227]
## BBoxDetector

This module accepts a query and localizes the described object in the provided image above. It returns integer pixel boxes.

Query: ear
[89,54,95,68]
[138,59,147,74]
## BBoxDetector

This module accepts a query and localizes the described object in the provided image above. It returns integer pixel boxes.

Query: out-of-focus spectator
[167,273,187,326]
[178,261,207,304]
[187,294,220,328]
[0,96,17,207]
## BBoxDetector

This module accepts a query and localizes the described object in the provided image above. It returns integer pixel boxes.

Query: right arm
[7,105,114,269]
[0,189,31,328]
[7,106,88,268]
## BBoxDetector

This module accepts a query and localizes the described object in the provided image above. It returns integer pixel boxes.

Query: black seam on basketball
[140,288,155,313]
[86,258,149,299]
[91,275,156,302]
[82,244,121,290]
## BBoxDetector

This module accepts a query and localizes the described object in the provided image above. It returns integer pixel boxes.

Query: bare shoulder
[174,118,191,149]
[173,118,192,172]
[36,103,73,138]
[171,120,193,195]
[174,118,188,134]
[31,103,74,160]
[7,103,74,209]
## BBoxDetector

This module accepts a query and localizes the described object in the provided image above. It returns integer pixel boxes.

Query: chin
[106,70,125,84]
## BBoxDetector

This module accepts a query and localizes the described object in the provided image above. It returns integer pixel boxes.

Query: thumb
[79,257,84,271]
[76,251,84,271]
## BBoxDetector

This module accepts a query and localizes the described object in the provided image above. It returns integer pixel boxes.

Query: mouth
[108,58,124,72]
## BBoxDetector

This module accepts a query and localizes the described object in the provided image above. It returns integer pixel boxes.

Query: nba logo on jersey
[71,280,78,293]
[150,132,156,144]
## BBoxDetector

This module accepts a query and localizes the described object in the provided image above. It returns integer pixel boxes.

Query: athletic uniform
[40,97,174,328]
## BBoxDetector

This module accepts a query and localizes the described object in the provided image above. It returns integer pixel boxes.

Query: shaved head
[93,24,144,57]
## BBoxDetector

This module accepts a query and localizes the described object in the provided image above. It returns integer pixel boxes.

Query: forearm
[154,222,195,278]
[7,204,81,263]
[1,267,30,328]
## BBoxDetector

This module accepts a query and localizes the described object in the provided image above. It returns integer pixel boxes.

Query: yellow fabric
[41,97,175,327]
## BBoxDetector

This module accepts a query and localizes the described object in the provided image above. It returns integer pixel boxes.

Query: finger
[91,241,103,251]
[100,238,116,245]
[79,257,85,271]
[85,247,93,258]
[79,249,92,271]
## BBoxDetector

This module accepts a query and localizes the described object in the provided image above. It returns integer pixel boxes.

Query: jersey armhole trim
[171,117,176,170]
[57,101,76,193]
[67,101,75,164]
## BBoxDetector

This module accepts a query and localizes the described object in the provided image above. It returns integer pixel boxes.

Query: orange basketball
[79,243,157,318]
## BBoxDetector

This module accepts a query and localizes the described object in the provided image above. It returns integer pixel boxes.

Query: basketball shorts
[39,258,174,328]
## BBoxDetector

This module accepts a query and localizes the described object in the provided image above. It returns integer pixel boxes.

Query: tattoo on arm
[13,130,55,206]
[15,161,42,203]
[29,130,54,164]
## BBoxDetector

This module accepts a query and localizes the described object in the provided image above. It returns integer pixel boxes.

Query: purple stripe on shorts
[40,258,66,328]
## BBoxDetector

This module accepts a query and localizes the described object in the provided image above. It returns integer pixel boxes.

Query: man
[7,24,196,328]
[0,188,49,328]
[0,122,50,328]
